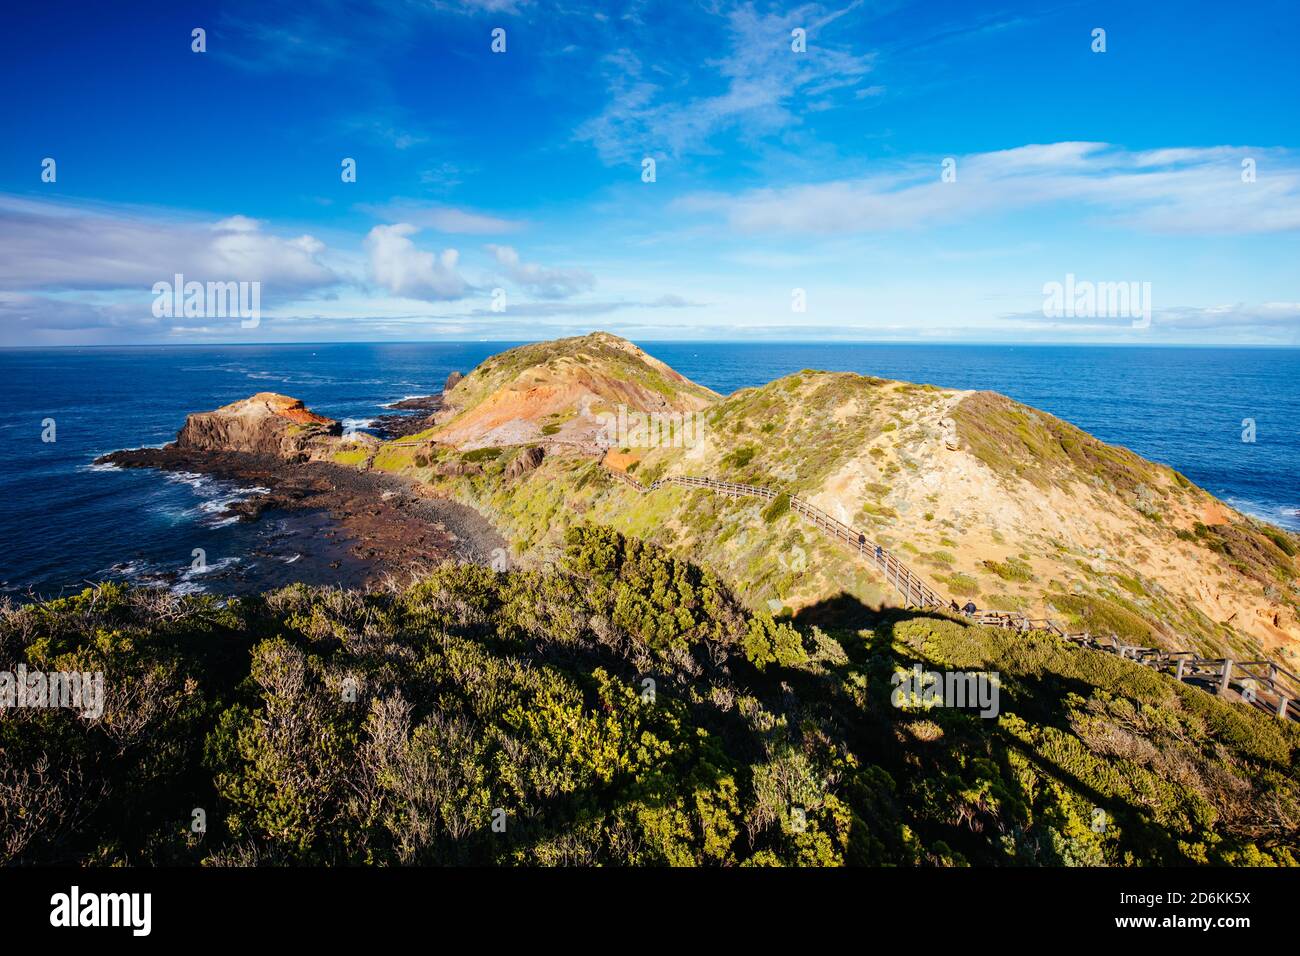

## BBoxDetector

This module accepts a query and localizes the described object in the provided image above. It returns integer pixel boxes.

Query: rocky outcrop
[435,460,482,478]
[444,371,464,392]
[374,394,442,439]
[175,392,339,458]
[940,417,960,451]
[506,445,545,479]
[429,333,720,451]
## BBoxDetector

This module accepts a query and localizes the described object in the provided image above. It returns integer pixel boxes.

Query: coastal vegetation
[95,331,1300,718]
[64,333,1300,869]
[382,334,1299,673]
[4,527,1297,866]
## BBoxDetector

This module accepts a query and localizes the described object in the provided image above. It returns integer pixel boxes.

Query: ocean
[2,342,1296,598]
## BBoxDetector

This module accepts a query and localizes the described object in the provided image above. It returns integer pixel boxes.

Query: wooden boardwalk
[610,468,1300,722]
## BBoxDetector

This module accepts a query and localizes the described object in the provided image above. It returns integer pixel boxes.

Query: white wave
[182,556,241,578]
[104,560,150,579]
[1225,497,1300,531]
[196,487,270,514]
[79,440,168,473]
[164,471,211,492]
[103,555,245,597]
[379,395,428,408]
[192,486,269,526]
[157,471,272,526]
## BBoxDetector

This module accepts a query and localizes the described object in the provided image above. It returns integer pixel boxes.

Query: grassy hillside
[3,529,1297,866]
[345,335,1299,670]
[442,331,720,416]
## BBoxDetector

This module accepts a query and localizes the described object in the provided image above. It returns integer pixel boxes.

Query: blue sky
[1,0,1297,345]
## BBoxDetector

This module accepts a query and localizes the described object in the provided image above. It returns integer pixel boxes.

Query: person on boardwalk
[962,601,977,616]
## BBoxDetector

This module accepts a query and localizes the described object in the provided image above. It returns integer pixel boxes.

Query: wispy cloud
[431,0,534,14]
[446,293,701,318]
[0,196,339,291]
[577,2,877,164]
[485,244,595,298]
[361,200,526,235]
[1011,300,1300,335]
[214,1,428,74]
[678,143,1300,236]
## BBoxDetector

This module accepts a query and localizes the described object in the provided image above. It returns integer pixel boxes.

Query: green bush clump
[2,529,1296,868]
[762,492,791,523]
[723,445,757,469]
[983,557,1034,582]
[742,614,806,670]
[1188,521,1297,586]
[562,524,739,653]
[1263,527,1297,557]
[1050,592,1156,643]
[940,572,981,597]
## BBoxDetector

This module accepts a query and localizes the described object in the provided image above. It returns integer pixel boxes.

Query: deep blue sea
[2,342,1297,598]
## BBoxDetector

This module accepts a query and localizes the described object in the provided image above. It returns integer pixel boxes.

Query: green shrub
[3,528,1295,868]
[1264,527,1297,557]
[940,572,981,597]
[742,614,806,670]
[762,492,791,523]
[983,557,1034,582]
[723,445,757,469]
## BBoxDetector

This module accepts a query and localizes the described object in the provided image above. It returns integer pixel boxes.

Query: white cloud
[361,201,525,235]
[678,143,1300,236]
[0,196,338,291]
[207,218,332,285]
[212,215,260,232]
[1157,302,1300,330]
[577,3,876,164]
[433,0,530,12]
[1013,301,1300,333]
[486,244,595,298]
[365,223,470,300]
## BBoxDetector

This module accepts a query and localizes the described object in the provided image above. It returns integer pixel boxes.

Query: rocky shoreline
[99,444,505,583]
[96,378,506,589]
[371,394,444,440]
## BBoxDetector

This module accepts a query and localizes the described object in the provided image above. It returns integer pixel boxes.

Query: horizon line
[3,339,1300,351]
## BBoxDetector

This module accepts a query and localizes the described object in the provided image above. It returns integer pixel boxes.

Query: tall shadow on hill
[791,590,957,632]
[790,591,1200,864]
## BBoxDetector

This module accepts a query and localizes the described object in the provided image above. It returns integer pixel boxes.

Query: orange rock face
[175,393,338,457]
[246,392,334,425]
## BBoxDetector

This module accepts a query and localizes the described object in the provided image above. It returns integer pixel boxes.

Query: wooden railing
[610,467,1299,722]
[612,471,947,610]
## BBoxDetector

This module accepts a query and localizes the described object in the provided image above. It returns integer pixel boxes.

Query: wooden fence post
[622,472,1291,720]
